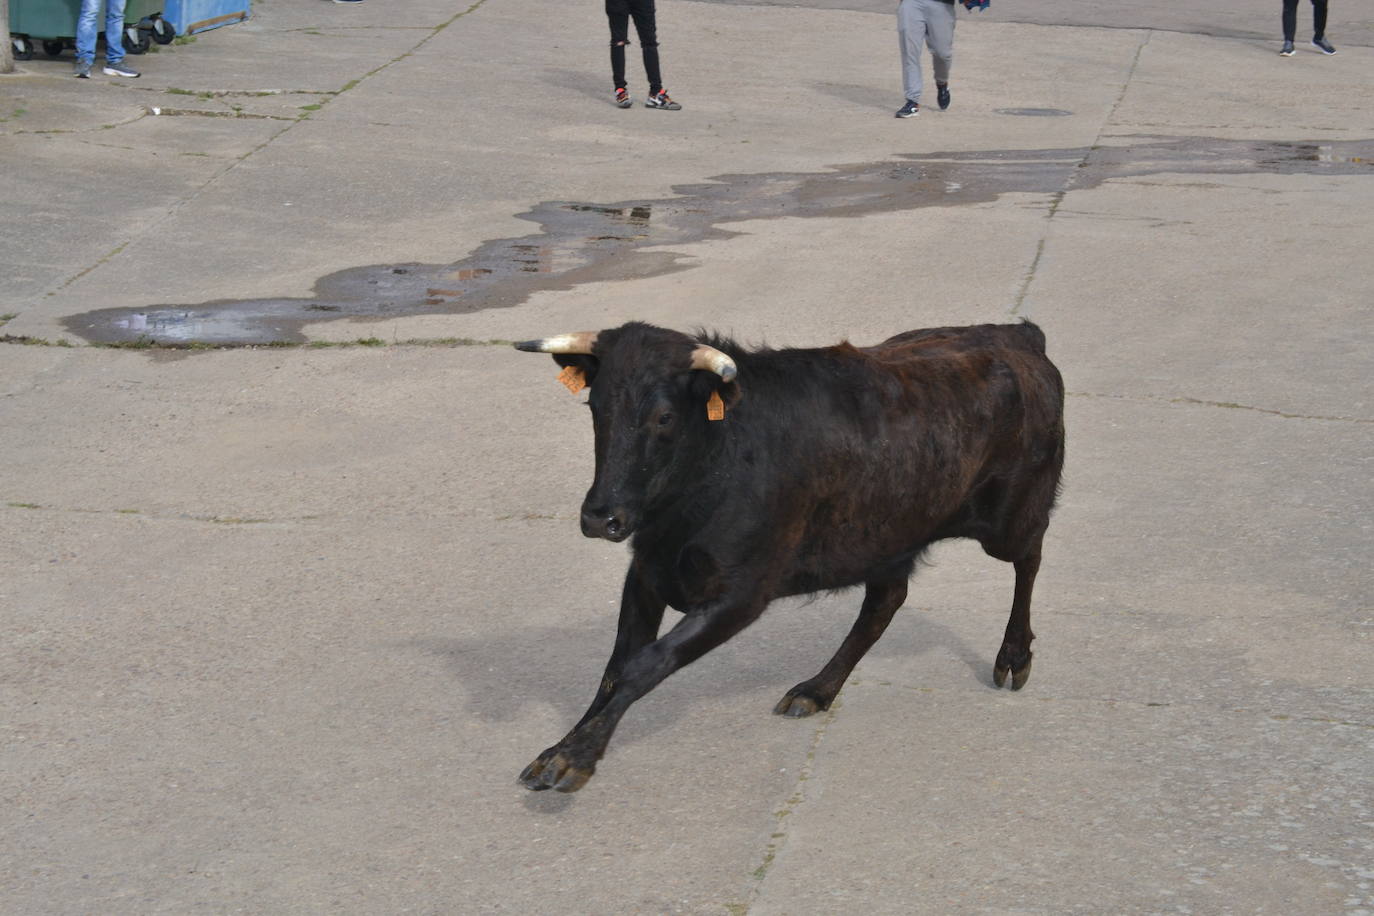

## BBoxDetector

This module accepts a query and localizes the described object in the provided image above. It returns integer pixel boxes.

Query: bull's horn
[690,345,738,382]
[513,331,599,354]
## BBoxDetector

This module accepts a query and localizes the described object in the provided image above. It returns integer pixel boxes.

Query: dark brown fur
[515,321,1065,792]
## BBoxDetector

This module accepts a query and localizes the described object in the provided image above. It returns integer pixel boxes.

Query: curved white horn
[690,345,737,382]
[513,331,599,354]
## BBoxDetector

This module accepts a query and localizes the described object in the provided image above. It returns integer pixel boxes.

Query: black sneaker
[645,90,681,110]
[1312,36,1336,54]
[895,100,919,118]
[936,83,950,111]
[1279,40,1295,57]
[615,88,632,108]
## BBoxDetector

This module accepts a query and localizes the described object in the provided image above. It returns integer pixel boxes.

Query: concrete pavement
[3,0,1372,912]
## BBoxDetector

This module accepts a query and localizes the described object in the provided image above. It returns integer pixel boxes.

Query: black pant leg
[607,0,631,89]
[1312,0,1328,39]
[629,0,663,95]
[1282,0,1298,40]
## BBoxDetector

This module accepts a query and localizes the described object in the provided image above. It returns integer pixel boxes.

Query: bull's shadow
[411,589,988,752]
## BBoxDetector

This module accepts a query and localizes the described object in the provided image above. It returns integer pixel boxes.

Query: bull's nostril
[605,517,623,537]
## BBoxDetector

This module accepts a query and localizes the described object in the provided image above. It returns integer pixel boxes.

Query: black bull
[513,321,1065,792]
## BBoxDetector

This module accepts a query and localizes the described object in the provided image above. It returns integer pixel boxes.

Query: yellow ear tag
[557,365,586,394]
[706,390,726,421]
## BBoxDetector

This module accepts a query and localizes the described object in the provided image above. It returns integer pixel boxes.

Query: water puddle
[66,136,1374,346]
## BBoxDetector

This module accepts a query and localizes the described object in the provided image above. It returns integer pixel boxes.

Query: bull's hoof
[773,688,827,718]
[519,750,594,793]
[993,656,1032,690]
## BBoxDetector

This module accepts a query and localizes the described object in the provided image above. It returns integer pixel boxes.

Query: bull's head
[515,323,740,542]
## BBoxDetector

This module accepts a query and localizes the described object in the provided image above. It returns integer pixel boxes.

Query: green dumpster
[7,0,174,60]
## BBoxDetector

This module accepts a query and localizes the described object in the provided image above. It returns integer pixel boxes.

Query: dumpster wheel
[123,25,151,56]
[43,39,67,58]
[11,36,34,61]
[150,16,176,45]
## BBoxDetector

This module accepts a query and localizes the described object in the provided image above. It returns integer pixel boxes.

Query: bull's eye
[657,411,675,428]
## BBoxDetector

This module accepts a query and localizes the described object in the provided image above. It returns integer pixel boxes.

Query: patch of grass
[173,34,197,45]
[298,103,322,112]
[8,502,43,510]
[166,87,197,95]
[0,313,16,326]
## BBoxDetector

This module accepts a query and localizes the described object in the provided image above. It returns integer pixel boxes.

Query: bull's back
[769,323,1062,592]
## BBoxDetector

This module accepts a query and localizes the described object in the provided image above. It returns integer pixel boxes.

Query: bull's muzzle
[581,504,632,542]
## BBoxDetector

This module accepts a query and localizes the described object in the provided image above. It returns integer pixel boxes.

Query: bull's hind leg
[774,577,909,717]
[993,550,1040,690]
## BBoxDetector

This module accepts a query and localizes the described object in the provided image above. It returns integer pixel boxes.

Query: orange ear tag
[557,365,586,394]
[706,391,726,421]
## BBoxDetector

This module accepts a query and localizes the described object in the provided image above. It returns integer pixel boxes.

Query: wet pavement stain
[65,136,1374,347]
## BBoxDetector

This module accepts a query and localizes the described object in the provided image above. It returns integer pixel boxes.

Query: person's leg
[606,0,631,91]
[897,0,928,104]
[75,0,101,65]
[104,0,127,65]
[629,0,662,97]
[1310,0,1335,52]
[1281,0,1298,42]
[925,0,955,107]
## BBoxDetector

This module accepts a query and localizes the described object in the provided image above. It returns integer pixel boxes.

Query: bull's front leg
[519,566,665,791]
[519,592,765,793]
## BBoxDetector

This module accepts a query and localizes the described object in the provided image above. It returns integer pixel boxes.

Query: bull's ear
[553,353,599,389]
[689,370,742,414]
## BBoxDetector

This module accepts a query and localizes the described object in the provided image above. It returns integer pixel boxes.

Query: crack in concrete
[1012,30,1152,319]
[3,501,320,526]
[1067,390,1373,424]
[845,678,1374,730]
[0,333,512,350]
[738,700,839,913]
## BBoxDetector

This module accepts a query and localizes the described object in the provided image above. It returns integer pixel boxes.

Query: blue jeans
[76,0,128,65]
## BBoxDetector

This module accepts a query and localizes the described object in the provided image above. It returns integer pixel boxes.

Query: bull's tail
[1016,319,1047,353]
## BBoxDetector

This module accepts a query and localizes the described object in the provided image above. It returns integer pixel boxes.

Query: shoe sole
[616,100,632,108]
[1312,42,1335,55]
[1279,49,1295,57]
[896,111,919,118]
[102,69,139,77]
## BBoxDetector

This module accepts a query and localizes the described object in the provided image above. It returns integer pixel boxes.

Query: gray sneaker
[645,90,681,110]
[74,59,92,78]
[103,60,140,78]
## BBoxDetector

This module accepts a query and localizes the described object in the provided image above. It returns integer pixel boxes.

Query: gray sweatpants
[897,0,955,104]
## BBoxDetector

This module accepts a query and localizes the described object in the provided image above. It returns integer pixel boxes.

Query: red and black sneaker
[614,88,632,108]
[645,90,681,111]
